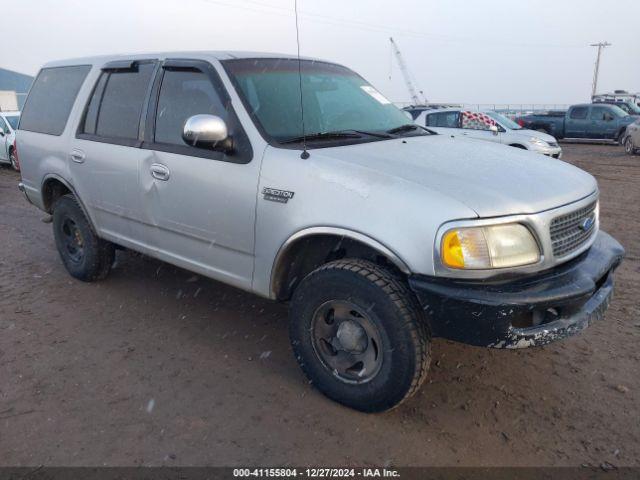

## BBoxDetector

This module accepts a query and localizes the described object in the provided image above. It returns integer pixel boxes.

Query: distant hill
[0,68,33,93]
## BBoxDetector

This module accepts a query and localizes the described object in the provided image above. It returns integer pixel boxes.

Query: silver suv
[16,52,624,412]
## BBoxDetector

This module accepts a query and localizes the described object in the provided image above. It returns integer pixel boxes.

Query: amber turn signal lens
[442,230,465,268]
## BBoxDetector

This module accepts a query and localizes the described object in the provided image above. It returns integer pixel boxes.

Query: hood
[511,128,558,144]
[312,134,597,218]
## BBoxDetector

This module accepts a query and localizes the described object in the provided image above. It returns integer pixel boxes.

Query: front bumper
[409,231,624,348]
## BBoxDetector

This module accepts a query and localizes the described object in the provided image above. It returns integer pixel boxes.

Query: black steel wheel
[52,194,115,282]
[60,217,85,264]
[311,300,384,384]
[289,259,431,412]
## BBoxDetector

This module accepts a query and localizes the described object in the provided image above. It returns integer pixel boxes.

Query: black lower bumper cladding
[409,231,625,348]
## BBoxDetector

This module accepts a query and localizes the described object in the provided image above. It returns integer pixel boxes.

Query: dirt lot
[0,144,639,467]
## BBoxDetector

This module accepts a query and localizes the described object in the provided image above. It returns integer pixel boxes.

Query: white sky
[6,0,640,105]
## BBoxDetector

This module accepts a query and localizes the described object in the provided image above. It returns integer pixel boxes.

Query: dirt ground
[0,144,638,467]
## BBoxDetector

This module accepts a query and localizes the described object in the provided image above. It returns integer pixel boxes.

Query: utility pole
[590,41,611,98]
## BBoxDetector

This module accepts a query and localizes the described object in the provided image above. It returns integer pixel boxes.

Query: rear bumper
[409,231,624,348]
[17,182,33,206]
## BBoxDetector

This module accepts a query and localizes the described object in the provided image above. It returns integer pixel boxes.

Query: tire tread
[299,258,431,410]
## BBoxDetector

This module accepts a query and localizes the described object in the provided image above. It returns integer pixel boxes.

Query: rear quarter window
[19,65,91,136]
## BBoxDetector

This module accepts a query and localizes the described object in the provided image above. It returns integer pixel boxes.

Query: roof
[42,51,322,69]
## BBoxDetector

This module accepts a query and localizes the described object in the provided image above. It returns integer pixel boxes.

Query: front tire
[624,137,636,155]
[289,259,431,412]
[52,194,115,282]
[9,148,19,171]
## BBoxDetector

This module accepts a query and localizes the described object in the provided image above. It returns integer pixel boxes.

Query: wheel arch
[41,174,98,232]
[270,227,411,301]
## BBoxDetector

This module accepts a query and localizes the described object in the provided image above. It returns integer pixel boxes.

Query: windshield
[618,103,640,115]
[5,115,19,130]
[608,105,629,117]
[485,111,522,130]
[223,58,418,145]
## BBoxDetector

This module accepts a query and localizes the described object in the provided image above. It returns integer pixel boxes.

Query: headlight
[441,224,540,269]
[530,137,549,147]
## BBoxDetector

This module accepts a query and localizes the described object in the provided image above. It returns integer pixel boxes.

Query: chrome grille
[550,201,597,258]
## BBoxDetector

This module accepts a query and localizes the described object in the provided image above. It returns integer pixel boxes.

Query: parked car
[17,53,624,412]
[402,104,462,120]
[0,111,20,170]
[415,108,562,158]
[593,99,640,116]
[622,118,640,155]
[517,104,636,143]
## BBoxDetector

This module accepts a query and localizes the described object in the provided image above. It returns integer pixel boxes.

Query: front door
[588,106,618,139]
[141,60,259,290]
[459,111,501,144]
[0,117,9,162]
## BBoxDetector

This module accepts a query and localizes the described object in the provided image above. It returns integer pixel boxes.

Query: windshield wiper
[387,124,420,135]
[280,130,362,144]
[347,129,393,139]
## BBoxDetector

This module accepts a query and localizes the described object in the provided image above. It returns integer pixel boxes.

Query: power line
[196,0,587,50]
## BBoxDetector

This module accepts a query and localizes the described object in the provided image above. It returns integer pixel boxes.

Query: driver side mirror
[182,114,234,153]
[489,124,499,135]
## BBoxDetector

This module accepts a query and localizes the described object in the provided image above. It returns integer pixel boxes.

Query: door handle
[150,163,170,181]
[69,149,86,163]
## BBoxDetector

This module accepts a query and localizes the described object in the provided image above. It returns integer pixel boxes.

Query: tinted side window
[20,65,91,135]
[570,107,588,120]
[154,69,226,146]
[82,63,155,140]
[427,111,459,128]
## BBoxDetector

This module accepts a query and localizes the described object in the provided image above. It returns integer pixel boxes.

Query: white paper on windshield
[361,85,391,105]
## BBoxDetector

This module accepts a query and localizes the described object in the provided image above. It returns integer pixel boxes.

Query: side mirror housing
[489,124,499,135]
[182,114,234,153]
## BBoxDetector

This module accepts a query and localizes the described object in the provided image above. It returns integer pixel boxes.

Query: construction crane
[389,37,427,106]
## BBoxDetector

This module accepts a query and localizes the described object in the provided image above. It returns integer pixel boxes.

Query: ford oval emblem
[579,216,595,231]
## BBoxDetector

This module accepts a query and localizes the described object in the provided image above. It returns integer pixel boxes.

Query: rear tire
[52,194,115,282]
[289,259,431,412]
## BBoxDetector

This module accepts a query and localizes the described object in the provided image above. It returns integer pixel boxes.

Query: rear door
[424,110,460,135]
[564,106,589,138]
[71,60,159,251]
[140,59,259,290]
